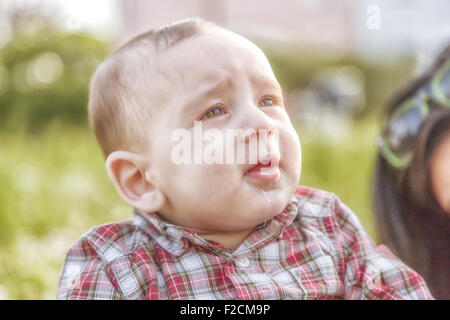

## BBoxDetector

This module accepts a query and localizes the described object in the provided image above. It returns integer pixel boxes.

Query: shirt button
[235,256,250,268]
[166,226,182,240]
[171,240,183,250]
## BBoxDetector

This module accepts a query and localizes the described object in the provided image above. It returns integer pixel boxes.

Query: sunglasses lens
[385,104,426,162]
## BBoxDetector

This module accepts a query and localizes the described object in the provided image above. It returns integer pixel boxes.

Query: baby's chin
[239,187,293,224]
[195,188,291,232]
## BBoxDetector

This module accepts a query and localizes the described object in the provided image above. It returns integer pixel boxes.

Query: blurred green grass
[296,115,380,238]
[0,116,380,299]
[0,122,129,299]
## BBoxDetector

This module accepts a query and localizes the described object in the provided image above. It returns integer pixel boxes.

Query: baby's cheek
[281,129,302,170]
[201,163,238,188]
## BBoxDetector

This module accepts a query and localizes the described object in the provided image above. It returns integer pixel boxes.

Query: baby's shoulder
[293,185,338,219]
[75,219,150,263]
[293,185,364,234]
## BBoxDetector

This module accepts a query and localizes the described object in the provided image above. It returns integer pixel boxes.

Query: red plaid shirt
[57,185,433,300]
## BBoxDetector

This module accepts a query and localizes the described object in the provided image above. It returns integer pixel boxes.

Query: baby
[58,18,433,299]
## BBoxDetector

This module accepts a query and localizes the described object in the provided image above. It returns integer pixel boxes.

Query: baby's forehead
[157,31,277,85]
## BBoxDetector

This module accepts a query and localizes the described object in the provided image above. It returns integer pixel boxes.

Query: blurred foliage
[296,116,380,238]
[0,6,113,299]
[0,6,110,133]
[0,7,418,300]
[0,123,126,299]
[259,41,416,117]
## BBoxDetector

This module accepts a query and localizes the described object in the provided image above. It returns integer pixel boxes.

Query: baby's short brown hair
[88,17,215,157]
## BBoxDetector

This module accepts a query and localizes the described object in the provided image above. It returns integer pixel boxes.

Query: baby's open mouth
[244,156,281,182]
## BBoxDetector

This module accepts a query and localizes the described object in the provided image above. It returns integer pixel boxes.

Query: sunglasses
[378,59,450,169]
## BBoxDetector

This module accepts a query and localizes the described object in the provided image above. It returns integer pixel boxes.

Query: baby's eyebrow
[181,76,232,114]
[250,74,283,93]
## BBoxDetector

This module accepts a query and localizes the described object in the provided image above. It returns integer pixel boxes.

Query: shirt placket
[217,196,299,299]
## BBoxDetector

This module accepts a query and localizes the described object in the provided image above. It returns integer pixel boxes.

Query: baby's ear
[105,151,165,213]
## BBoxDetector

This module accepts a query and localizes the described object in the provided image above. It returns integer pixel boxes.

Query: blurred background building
[3,0,448,59]
[117,0,450,61]
[118,0,356,50]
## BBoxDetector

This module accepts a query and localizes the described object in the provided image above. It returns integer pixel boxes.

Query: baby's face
[145,29,301,233]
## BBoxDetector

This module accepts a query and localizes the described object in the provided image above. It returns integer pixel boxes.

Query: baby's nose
[242,126,275,143]
[240,108,276,143]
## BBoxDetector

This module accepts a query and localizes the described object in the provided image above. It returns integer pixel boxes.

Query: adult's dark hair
[373,44,450,300]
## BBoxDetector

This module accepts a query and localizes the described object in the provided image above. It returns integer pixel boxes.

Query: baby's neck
[199,227,255,251]
[154,211,256,251]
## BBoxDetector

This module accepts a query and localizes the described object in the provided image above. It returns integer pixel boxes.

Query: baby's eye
[201,106,224,120]
[259,97,277,107]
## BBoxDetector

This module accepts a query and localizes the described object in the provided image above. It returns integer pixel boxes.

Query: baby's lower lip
[245,163,281,182]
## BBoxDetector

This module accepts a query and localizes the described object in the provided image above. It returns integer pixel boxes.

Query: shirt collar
[132,194,298,258]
